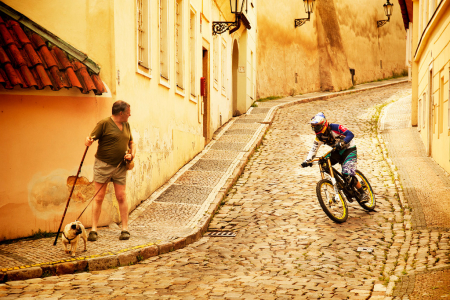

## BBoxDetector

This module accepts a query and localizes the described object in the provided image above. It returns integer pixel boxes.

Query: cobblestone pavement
[4,81,446,300]
[379,95,450,300]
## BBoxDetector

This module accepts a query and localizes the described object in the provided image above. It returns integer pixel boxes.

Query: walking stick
[53,146,90,246]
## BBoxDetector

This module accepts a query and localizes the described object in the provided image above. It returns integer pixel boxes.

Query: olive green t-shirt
[90,117,133,166]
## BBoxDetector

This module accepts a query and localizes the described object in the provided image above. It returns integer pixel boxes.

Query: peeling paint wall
[256,0,407,98]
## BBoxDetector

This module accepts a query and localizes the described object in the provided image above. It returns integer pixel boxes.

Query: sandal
[119,230,130,240]
[87,231,97,241]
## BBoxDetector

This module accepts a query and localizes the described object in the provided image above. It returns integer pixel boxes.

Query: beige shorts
[94,158,127,185]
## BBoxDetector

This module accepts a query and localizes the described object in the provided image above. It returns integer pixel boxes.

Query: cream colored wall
[257,0,320,98]
[256,0,407,99]
[335,0,407,84]
[415,0,450,174]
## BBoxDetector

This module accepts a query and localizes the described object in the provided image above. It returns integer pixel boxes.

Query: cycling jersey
[306,123,356,161]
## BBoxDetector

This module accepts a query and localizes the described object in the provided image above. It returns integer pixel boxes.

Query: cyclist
[301,112,369,202]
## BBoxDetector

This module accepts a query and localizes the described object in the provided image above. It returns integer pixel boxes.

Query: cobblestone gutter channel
[0,78,410,284]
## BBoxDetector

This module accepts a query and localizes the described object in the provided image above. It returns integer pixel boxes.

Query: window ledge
[190,94,198,103]
[213,80,219,91]
[159,77,171,89]
[137,68,152,79]
[221,87,226,96]
[175,87,185,98]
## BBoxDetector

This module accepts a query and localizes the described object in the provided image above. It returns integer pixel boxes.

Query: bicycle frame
[310,150,353,201]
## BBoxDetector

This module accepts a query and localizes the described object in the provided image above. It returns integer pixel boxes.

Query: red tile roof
[0,14,106,95]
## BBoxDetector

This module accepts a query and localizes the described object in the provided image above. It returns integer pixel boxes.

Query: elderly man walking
[85,100,136,241]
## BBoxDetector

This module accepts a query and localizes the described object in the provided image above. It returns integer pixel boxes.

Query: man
[85,100,136,241]
[301,112,368,202]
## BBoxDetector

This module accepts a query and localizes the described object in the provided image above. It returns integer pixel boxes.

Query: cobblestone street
[1,82,449,300]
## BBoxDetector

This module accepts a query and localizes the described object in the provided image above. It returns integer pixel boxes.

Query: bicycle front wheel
[316,179,348,223]
[354,170,376,211]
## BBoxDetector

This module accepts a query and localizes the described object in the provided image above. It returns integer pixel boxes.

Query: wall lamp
[213,0,251,35]
[377,0,394,27]
[295,0,315,28]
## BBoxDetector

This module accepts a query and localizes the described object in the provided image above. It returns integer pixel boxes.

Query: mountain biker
[301,112,369,202]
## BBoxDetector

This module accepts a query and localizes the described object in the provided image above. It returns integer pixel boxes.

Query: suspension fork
[326,158,341,202]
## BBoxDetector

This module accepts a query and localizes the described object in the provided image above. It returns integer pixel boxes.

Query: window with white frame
[175,0,184,89]
[423,92,427,128]
[213,35,219,84]
[221,42,226,90]
[190,9,196,97]
[418,97,422,131]
[137,0,150,69]
[160,0,169,79]
[250,51,254,100]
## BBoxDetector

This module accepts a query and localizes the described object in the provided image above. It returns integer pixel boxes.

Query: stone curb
[0,78,409,283]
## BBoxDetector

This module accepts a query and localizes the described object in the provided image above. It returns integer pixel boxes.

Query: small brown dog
[62,221,87,257]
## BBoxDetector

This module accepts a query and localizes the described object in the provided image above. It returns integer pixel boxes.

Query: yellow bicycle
[302,149,376,223]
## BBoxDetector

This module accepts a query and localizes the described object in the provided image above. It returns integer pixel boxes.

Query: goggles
[311,123,325,132]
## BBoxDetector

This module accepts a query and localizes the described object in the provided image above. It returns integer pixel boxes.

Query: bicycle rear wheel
[316,179,348,223]
[354,170,376,211]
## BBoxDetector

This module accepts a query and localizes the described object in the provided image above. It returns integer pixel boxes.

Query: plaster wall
[256,0,407,99]
[415,0,450,174]
[0,89,113,240]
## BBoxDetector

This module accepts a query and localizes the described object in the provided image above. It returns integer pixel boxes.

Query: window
[419,97,422,132]
[160,0,169,79]
[423,93,427,129]
[439,75,444,135]
[250,51,254,100]
[175,0,184,89]
[213,36,219,84]
[221,42,226,90]
[137,0,150,69]
[190,9,196,97]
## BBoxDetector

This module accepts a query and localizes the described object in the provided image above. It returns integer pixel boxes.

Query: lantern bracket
[212,0,250,35]
[377,17,390,28]
[295,12,310,28]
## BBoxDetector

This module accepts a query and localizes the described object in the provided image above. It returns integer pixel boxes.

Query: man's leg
[113,183,128,231]
[91,181,108,231]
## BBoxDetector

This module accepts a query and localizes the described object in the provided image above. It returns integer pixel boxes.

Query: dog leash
[75,160,124,221]
[53,146,90,246]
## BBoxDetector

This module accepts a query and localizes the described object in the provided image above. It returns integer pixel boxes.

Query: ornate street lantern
[377,0,394,27]
[295,0,315,28]
[213,0,251,35]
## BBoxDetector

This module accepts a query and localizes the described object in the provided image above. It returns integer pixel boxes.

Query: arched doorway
[232,39,239,117]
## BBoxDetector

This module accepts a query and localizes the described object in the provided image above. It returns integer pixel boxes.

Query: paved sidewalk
[378,95,450,299]
[0,77,408,283]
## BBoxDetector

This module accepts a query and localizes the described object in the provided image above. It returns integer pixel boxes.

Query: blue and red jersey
[306,124,356,161]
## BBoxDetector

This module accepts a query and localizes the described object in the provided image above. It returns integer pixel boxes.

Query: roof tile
[0,12,105,95]
[8,20,31,46]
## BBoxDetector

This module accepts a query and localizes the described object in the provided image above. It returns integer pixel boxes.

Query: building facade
[400,0,450,174]
[0,0,256,241]
[256,0,408,99]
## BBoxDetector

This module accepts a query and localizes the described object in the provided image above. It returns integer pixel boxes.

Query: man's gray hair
[112,100,130,115]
